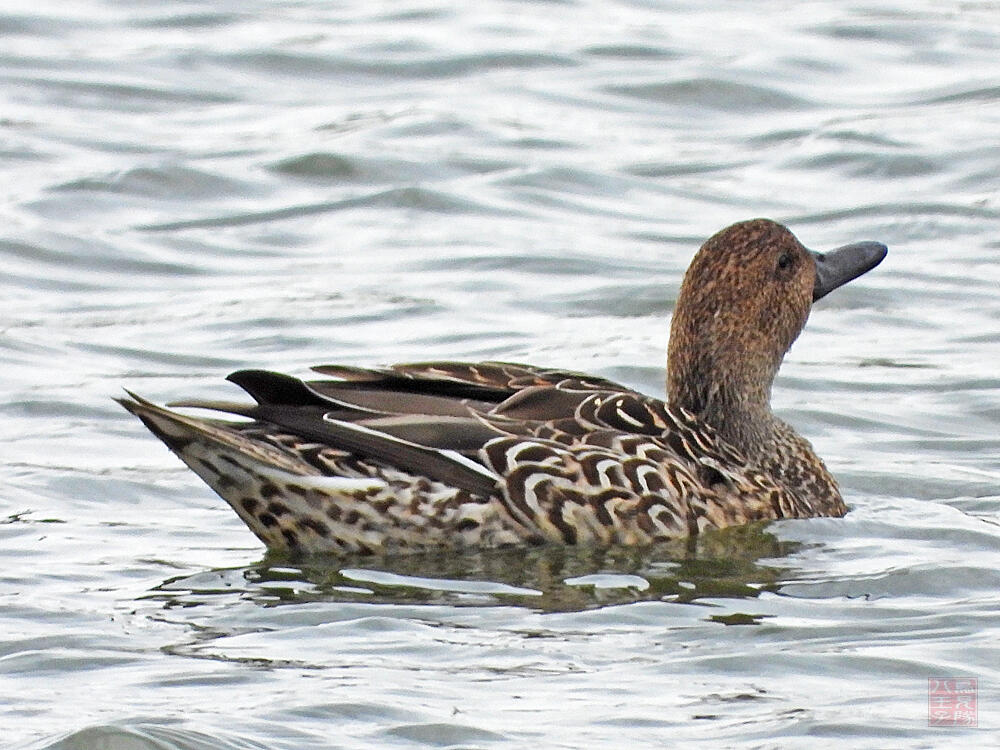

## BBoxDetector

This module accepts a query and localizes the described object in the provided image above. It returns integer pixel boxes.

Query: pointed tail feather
[116,391,317,477]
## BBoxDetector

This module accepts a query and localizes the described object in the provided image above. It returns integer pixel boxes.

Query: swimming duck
[118,219,886,555]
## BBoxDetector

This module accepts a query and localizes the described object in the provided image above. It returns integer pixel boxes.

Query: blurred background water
[2,1,999,748]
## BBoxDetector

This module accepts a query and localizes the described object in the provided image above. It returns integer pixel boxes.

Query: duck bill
[811,241,887,301]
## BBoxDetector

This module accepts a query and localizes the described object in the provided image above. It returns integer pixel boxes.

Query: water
[2,1,999,747]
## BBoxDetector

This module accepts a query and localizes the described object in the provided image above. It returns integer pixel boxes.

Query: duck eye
[777,253,792,271]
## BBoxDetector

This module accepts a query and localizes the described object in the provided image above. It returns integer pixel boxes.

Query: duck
[118,218,886,556]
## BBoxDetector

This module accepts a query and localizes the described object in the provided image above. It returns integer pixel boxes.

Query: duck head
[667,218,886,450]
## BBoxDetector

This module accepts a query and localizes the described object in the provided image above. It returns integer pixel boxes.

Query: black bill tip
[811,241,887,302]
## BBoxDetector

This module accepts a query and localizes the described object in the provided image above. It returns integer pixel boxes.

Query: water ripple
[138,186,518,231]
[3,2,999,749]
[605,78,814,111]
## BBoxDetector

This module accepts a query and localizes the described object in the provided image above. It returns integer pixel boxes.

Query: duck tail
[115,392,391,553]
[116,390,313,476]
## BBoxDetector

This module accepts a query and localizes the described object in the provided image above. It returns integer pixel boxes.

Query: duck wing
[214,362,641,447]
[157,364,629,493]
[311,360,630,395]
[303,360,648,444]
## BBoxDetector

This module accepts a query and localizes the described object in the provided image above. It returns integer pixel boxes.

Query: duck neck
[667,357,779,459]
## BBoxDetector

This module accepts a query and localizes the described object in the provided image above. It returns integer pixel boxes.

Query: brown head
[667,218,886,452]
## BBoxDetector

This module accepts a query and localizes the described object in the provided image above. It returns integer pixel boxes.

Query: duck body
[119,219,886,556]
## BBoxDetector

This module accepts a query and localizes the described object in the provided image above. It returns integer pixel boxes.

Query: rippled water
[3,1,999,747]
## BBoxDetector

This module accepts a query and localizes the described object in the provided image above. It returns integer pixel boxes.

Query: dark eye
[777,253,792,271]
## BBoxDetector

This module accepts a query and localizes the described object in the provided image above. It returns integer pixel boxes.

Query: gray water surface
[2,1,999,748]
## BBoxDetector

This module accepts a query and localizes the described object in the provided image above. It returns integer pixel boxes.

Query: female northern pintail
[118,219,886,555]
